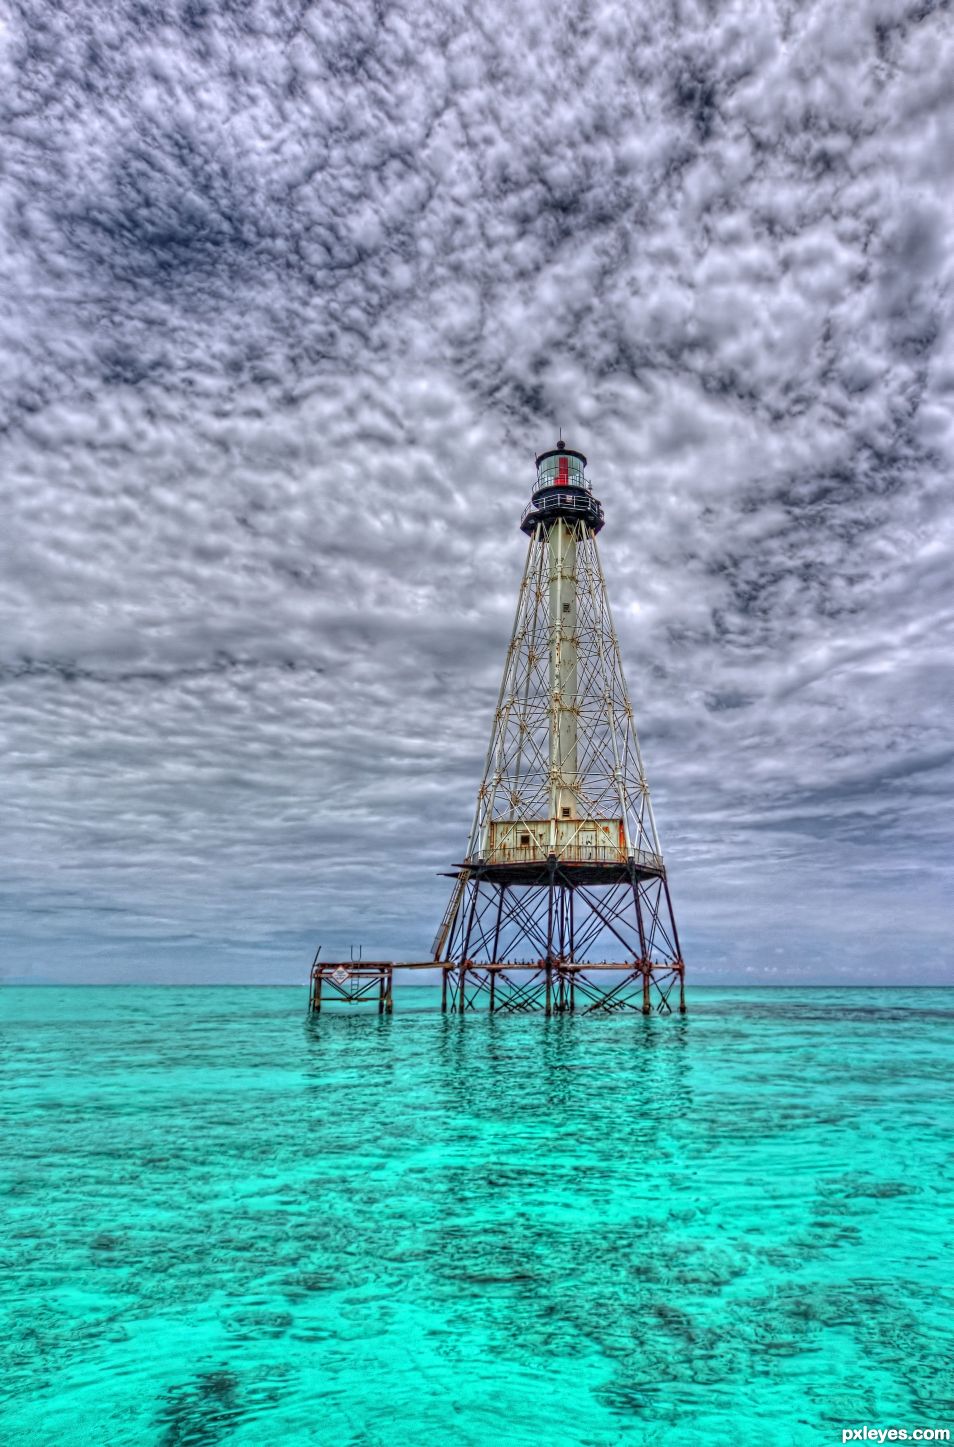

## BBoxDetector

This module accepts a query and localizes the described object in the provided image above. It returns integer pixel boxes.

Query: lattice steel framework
[434,442,686,1014]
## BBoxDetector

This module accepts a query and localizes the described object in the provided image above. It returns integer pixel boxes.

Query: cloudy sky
[1,0,952,985]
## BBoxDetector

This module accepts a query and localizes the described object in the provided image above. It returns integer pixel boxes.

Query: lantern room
[535,440,587,488]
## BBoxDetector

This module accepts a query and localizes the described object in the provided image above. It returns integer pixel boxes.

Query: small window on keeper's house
[562,602,571,614]
[561,807,571,818]
[520,833,531,846]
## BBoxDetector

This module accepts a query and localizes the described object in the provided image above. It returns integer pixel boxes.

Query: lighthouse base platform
[441,961,685,1015]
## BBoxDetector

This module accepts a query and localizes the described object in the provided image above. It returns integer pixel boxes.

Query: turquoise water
[1,986,952,1446]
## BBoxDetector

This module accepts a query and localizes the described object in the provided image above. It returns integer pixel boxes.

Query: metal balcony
[520,485,605,535]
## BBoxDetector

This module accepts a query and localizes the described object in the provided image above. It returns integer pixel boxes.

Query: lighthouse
[433,440,686,1014]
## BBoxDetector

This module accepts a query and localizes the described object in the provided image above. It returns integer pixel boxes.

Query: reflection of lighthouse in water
[434,440,686,1016]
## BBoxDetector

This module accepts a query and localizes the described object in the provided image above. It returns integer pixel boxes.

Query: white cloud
[0,0,952,982]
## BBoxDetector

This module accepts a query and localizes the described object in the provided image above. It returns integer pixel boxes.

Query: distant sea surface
[2,986,952,1446]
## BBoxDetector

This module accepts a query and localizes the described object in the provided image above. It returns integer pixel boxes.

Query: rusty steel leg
[662,875,683,960]
[441,968,448,1012]
[489,968,496,1014]
[312,972,322,1014]
[461,878,482,962]
[545,963,552,1017]
[631,874,649,1000]
[544,858,556,976]
[569,887,575,959]
[678,965,686,1014]
[491,886,506,962]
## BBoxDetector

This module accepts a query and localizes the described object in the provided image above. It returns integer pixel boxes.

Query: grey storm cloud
[0,0,951,983]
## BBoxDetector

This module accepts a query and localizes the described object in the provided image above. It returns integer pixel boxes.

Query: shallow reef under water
[1,985,952,1446]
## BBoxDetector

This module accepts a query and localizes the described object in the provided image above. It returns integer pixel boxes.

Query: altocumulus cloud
[0,0,951,983]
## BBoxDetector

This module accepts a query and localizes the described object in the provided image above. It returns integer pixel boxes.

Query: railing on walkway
[473,844,664,870]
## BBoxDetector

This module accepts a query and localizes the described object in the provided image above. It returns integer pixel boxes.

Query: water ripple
[1,985,952,1445]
